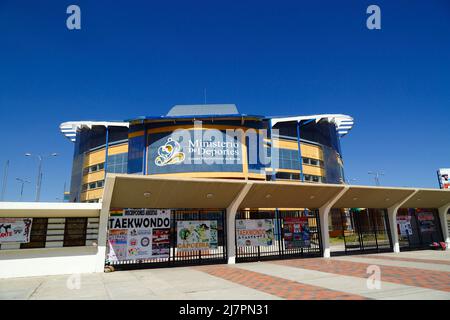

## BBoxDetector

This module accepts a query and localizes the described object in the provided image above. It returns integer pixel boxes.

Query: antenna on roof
[203,88,207,104]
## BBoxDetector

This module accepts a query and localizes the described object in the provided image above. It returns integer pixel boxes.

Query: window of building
[83,163,104,176]
[107,153,128,174]
[275,148,301,170]
[82,180,104,192]
[20,218,48,249]
[63,218,87,247]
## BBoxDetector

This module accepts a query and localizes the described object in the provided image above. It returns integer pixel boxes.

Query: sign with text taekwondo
[437,168,450,189]
[147,124,274,175]
[107,209,170,261]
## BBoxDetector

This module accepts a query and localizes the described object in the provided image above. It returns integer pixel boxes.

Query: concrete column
[226,182,252,264]
[319,186,349,258]
[96,174,116,272]
[387,189,419,254]
[387,207,401,253]
[438,204,450,250]
[319,207,331,258]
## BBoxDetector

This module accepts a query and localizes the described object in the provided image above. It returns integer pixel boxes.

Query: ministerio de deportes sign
[148,126,275,174]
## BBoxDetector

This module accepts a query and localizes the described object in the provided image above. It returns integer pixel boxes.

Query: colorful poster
[107,209,170,261]
[283,217,310,248]
[437,168,450,189]
[236,219,274,247]
[177,221,218,251]
[417,212,436,233]
[0,218,33,243]
[397,215,413,236]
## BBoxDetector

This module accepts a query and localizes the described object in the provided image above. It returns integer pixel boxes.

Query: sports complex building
[0,104,449,278]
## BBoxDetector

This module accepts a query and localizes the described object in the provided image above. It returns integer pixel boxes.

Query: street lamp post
[25,153,58,202]
[16,178,30,201]
[368,171,385,186]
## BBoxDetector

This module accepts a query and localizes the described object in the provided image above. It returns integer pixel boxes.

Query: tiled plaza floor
[1,250,449,300]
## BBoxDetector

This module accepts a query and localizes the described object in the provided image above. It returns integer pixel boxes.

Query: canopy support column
[438,204,450,250]
[97,175,116,272]
[319,186,349,258]
[226,182,253,264]
[387,189,419,253]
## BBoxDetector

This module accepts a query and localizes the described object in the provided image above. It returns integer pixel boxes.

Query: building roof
[167,104,239,116]
[271,114,354,137]
[59,121,129,142]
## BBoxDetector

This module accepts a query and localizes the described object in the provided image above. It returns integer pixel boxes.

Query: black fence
[338,208,393,254]
[398,208,444,250]
[235,209,322,263]
[107,209,227,270]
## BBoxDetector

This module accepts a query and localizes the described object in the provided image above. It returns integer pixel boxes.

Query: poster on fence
[397,215,413,236]
[0,218,33,243]
[236,219,274,247]
[417,212,436,233]
[177,220,218,251]
[283,217,311,248]
[107,209,170,261]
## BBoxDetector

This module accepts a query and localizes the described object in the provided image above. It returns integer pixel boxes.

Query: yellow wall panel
[300,144,323,160]
[108,143,128,156]
[82,171,105,184]
[302,165,325,176]
[84,149,106,167]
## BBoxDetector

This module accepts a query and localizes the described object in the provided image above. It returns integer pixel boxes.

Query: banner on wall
[397,215,413,236]
[107,209,171,261]
[236,219,274,247]
[177,220,218,251]
[283,217,311,248]
[437,168,450,189]
[0,218,33,243]
[417,212,436,233]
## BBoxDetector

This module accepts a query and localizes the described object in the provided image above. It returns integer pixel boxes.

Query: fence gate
[235,209,322,263]
[106,208,227,270]
[341,208,392,253]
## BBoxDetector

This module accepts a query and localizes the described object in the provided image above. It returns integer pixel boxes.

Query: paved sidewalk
[1,250,449,300]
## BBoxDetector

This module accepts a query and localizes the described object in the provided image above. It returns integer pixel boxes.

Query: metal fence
[235,209,322,263]
[107,209,227,270]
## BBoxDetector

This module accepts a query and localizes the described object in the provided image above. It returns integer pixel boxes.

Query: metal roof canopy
[107,175,450,210]
[401,189,450,209]
[332,185,417,209]
[109,175,247,209]
[239,181,345,209]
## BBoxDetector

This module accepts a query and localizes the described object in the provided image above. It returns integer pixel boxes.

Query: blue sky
[0,0,449,201]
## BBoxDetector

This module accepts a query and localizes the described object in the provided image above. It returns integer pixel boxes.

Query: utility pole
[1,160,9,201]
[368,171,385,186]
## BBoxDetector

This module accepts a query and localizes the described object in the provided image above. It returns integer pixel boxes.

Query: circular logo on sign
[141,237,150,247]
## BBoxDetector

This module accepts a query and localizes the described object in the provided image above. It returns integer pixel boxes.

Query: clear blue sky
[1,0,449,201]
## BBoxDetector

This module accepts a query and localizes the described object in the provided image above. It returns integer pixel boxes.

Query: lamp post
[1,160,9,201]
[25,153,58,202]
[368,171,384,186]
[16,178,30,201]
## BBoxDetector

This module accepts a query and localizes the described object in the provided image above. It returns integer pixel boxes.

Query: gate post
[319,186,349,258]
[387,189,419,253]
[226,182,253,264]
[438,204,450,250]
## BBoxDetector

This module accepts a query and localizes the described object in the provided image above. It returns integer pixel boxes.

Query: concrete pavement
[1,250,449,300]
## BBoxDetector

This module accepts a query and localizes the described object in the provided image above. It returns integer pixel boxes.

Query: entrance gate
[337,208,392,253]
[106,209,227,270]
[397,208,444,250]
[235,209,323,262]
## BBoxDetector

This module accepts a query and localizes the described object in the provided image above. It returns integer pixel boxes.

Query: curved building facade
[61,104,354,203]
